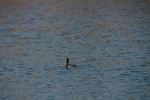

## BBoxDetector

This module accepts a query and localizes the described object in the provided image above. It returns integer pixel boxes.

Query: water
[0,0,150,100]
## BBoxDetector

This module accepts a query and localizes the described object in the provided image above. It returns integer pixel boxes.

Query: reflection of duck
[66,58,76,69]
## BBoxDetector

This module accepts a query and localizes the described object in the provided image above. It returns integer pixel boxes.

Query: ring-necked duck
[66,58,76,69]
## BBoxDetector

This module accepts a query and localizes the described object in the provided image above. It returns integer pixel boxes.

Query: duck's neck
[66,62,69,66]
[66,59,69,66]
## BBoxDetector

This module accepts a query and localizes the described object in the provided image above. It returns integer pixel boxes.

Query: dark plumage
[66,58,76,69]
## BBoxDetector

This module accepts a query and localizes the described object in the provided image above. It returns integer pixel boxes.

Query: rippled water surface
[0,0,150,100]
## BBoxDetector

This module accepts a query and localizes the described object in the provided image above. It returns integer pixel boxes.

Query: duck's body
[65,58,76,69]
[66,64,76,69]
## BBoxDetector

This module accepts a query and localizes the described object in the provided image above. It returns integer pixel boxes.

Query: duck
[65,58,76,69]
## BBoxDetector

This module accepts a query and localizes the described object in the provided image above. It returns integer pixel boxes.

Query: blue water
[0,0,150,100]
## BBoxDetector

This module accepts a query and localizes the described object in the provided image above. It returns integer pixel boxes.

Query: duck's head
[66,58,69,65]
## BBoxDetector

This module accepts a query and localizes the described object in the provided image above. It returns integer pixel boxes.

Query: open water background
[0,0,150,100]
